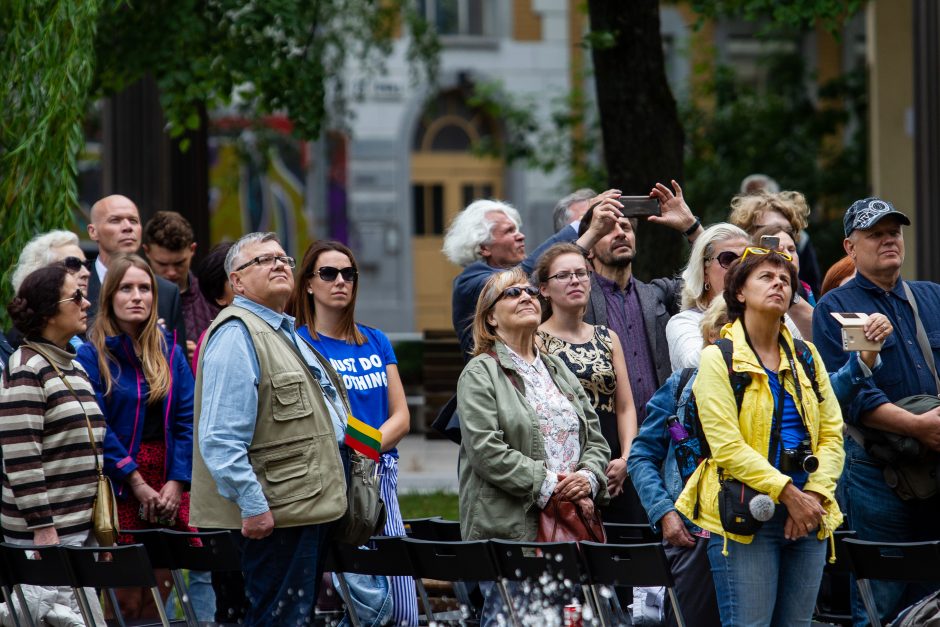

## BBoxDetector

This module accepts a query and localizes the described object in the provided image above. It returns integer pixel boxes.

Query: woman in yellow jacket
[676,247,845,627]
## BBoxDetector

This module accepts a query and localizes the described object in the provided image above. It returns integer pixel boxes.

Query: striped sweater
[0,341,105,540]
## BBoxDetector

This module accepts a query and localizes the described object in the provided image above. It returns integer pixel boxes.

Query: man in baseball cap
[814,197,940,625]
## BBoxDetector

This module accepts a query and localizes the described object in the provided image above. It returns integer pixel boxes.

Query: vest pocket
[252,435,322,506]
[271,372,312,421]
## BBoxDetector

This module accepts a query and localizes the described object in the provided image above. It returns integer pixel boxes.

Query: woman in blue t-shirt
[289,240,416,624]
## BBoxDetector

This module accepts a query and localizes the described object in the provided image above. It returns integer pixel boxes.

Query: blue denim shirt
[813,273,940,425]
[199,296,347,518]
[629,345,878,534]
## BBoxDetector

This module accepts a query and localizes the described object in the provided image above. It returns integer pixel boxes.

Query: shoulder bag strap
[901,282,940,394]
[24,342,103,475]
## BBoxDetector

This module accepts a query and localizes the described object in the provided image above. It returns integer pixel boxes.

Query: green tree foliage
[93,0,439,147]
[682,53,868,272]
[690,0,863,34]
[0,0,101,326]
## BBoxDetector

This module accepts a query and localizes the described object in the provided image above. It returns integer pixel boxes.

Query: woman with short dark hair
[0,264,105,625]
[676,248,846,626]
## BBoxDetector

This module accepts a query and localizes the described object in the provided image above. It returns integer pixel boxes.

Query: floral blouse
[505,347,599,508]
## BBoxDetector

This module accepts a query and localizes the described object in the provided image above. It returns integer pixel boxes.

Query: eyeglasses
[57,289,85,306]
[234,254,296,272]
[547,269,591,283]
[705,250,741,269]
[495,285,539,304]
[740,247,793,263]
[62,256,90,273]
[316,266,358,282]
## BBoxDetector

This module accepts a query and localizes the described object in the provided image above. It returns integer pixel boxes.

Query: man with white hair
[86,194,186,344]
[443,191,622,358]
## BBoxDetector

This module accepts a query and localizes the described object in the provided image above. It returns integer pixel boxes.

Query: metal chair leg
[496,579,520,627]
[74,586,99,627]
[667,587,687,627]
[151,586,171,627]
[856,578,883,627]
[587,584,611,627]
[170,569,199,627]
[415,577,435,623]
[333,573,363,627]
[1,586,23,627]
[106,588,127,627]
[13,585,36,627]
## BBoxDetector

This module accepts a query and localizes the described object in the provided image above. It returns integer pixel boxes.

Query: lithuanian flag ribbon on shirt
[345,415,382,462]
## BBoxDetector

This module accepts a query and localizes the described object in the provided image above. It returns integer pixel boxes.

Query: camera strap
[902,282,940,395]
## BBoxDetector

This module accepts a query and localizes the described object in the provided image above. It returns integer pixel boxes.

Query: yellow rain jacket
[675,319,844,549]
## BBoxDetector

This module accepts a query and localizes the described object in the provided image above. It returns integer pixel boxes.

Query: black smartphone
[617,196,661,217]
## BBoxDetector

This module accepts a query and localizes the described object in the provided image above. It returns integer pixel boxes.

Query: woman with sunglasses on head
[0,264,106,625]
[534,243,641,523]
[287,240,417,626]
[458,268,610,624]
[666,223,749,371]
[674,247,848,626]
[75,254,195,619]
[8,230,92,350]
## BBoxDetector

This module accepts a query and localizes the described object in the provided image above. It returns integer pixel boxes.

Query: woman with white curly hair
[8,230,92,350]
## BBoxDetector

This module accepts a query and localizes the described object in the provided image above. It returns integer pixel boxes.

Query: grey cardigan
[583,274,681,389]
[456,341,611,541]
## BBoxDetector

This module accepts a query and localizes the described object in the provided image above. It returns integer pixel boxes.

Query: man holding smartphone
[813,197,940,626]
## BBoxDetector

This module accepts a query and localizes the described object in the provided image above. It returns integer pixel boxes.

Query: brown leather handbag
[537,495,606,543]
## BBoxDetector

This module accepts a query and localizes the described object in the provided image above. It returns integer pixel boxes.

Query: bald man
[86,195,186,345]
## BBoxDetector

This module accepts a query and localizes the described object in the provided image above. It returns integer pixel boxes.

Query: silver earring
[307,289,313,294]
[704,281,711,292]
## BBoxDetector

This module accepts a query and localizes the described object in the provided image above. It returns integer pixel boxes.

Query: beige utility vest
[190,306,348,529]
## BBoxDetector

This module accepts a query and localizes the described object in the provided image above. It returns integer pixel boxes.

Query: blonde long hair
[89,254,171,401]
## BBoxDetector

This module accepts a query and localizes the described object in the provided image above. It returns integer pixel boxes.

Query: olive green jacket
[457,341,611,541]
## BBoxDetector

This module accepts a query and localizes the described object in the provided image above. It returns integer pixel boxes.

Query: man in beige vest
[191,232,350,626]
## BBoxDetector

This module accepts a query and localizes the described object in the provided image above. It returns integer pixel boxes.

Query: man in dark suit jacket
[86,195,187,345]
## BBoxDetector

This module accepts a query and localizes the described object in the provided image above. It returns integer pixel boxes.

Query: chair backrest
[122,529,174,569]
[403,538,501,582]
[0,543,74,588]
[65,544,159,589]
[160,529,242,572]
[579,541,675,588]
[602,522,662,544]
[843,539,940,582]
[403,517,442,539]
[428,519,462,541]
[330,537,416,578]
[488,539,585,584]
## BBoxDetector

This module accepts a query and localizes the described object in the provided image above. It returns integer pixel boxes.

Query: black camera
[780,439,819,473]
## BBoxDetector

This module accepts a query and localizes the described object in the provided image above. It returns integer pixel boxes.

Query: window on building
[413,183,445,235]
[416,0,494,37]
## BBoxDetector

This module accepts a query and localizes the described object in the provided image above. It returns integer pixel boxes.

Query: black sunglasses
[316,266,358,282]
[56,288,84,307]
[62,256,90,273]
[495,285,539,303]
[706,250,741,269]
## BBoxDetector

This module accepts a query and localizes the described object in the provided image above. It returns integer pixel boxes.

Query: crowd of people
[0,175,937,626]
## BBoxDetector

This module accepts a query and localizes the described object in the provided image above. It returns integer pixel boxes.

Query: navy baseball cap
[843,197,910,237]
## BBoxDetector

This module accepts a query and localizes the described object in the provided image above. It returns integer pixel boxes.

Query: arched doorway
[411,89,504,331]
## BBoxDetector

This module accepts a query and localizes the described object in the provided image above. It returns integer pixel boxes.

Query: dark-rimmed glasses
[740,247,793,263]
[495,285,539,304]
[62,256,90,273]
[705,250,741,269]
[316,266,358,282]
[235,254,296,272]
[547,269,591,283]
[57,289,84,306]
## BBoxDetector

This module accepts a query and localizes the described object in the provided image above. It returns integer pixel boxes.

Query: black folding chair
[0,543,82,627]
[842,539,940,627]
[402,516,442,539]
[488,539,592,625]
[404,538,514,625]
[330,537,431,627]
[428,518,462,541]
[814,529,856,626]
[579,541,685,627]
[65,544,173,627]
[602,521,662,544]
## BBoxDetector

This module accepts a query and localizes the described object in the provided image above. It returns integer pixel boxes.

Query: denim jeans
[707,505,827,626]
[838,437,940,626]
[236,445,350,627]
